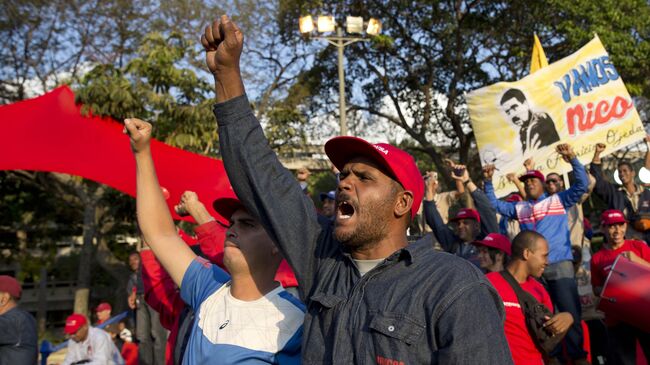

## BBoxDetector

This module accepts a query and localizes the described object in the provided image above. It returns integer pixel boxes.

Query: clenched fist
[123,118,152,154]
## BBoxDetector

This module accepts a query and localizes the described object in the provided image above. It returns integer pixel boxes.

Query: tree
[277,0,650,186]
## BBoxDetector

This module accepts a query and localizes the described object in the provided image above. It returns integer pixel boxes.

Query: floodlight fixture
[346,16,364,34]
[317,16,336,33]
[366,18,382,35]
[299,15,314,33]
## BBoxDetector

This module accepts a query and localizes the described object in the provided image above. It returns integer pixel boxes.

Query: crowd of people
[0,14,649,365]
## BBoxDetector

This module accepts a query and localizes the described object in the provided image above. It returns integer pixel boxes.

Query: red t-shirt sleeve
[195,220,226,269]
[141,249,185,331]
[590,254,605,289]
[633,241,650,263]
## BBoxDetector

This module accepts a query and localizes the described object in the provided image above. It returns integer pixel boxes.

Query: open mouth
[337,200,355,220]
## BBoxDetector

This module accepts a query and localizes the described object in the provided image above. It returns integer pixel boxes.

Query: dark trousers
[136,295,168,365]
[543,261,588,361]
[608,323,650,365]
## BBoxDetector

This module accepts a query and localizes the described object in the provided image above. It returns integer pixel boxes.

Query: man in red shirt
[487,231,575,365]
[590,209,650,365]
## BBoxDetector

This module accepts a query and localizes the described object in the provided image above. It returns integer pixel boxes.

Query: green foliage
[75,32,218,154]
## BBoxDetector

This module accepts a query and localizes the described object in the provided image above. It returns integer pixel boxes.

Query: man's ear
[522,248,531,261]
[394,190,414,218]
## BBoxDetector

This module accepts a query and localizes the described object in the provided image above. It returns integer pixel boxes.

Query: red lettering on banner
[566,96,634,136]
[376,355,405,365]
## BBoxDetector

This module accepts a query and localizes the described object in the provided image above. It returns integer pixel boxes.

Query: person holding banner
[484,143,590,364]
[591,139,650,243]
[590,209,650,365]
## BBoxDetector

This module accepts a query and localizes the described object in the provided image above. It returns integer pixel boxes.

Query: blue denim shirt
[215,95,513,364]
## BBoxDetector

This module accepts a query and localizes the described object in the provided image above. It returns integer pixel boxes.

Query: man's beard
[334,198,393,250]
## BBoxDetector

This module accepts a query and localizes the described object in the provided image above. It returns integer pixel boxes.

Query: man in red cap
[423,162,500,267]
[591,209,650,364]
[62,313,124,365]
[198,15,512,364]
[0,275,37,365]
[484,143,591,364]
[95,302,112,325]
[472,233,511,273]
[487,231,574,365]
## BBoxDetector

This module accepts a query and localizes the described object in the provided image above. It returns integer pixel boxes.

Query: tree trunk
[74,198,97,316]
[37,267,47,336]
[95,236,131,313]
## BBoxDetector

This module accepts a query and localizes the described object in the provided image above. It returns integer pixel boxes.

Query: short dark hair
[546,172,560,180]
[617,160,633,171]
[500,88,526,105]
[511,230,546,259]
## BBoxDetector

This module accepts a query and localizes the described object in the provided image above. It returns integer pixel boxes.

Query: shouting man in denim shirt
[202,15,512,364]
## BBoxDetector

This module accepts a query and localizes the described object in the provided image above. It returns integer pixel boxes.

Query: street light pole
[299,15,381,137]
[336,27,347,136]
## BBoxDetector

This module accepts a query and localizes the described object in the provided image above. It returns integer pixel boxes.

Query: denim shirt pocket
[369,311,425,345]
[309,293,345,311]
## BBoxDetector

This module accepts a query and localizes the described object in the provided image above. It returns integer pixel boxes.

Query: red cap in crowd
[472,233,512,255]
[95,302,112,313]
[505,193,523,203]
[0,275,22,299]
[212,196,244,224]
[601,209,627,226]
[519,170,545,183]
[450,208,481,224]
[324,136,424,219]
[64,313,88,335]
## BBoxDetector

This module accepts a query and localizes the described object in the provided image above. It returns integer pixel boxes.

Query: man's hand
[594,143,606,154]
[483,164,496,181]
[424,171,438,201]
[175,191,214,224]
[127,292,137,310]
[201,15,244,76]
[123,118,152,154]
[449,163,470,183]
[523,158,534,171]
[201,15,245,102]
[506,172,516,183]
[556,143,576,162]
[543,312,574,336]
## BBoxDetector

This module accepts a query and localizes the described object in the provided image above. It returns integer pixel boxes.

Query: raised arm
[588,143,629,212]
[423,171,458,252]
[449,163,499,235]
[124,118,195,287]
[555,144,588,208]
[202,16,326,298]
[175,191,226,267]
[483,165,517,218]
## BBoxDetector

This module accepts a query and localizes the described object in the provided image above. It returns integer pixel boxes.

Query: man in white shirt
[62,313,124,365]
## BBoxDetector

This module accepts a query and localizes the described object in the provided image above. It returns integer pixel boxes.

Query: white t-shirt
[62,326,124,365]
[180,257,305,364]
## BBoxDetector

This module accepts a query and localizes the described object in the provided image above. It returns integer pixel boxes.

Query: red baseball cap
[601,209,627,226]
[0,275,21,299]
[505,193,523,202]
[95,302,112,312]
[64,313,88,335]
[212,196,244,224]
[519,170,545,183]
[450,208,481,224]
[324,136,424,218]
[473,233,512,255]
